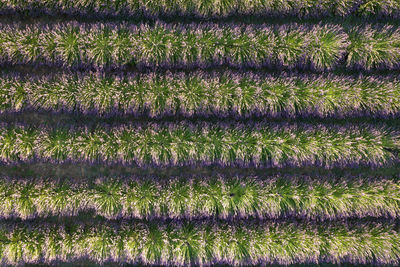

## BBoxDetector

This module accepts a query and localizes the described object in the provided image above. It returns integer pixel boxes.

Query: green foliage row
[1,176,400,220]
[0,124,398,166]
[1,0,399,17]
[1,22,399,70]
[0,219,398,265]
[2,71,400,117]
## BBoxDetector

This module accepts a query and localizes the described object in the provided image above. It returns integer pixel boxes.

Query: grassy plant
[347,25,400,70]
[0,219,398,265]
[0,176,399,220]
[0,22,399,70]
[305,25,348,70]
[90,179,124,218]
[0,123,398,167]
[2,71,400,117]
[358,0,400,17]
[53,26,84,66]
[2,0,400,17]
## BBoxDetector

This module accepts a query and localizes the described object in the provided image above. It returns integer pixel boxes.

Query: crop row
[0,0,398,17]
[1,176,400,220]
[2,71,400,117]
[0,124,398,167]
[0,219,398,265]
[1,22,399,70]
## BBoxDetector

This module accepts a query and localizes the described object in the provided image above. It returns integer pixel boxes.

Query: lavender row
[2,71,400,117]
[0,123,398,167]
[0,0,399,18]
[1,175,400,220]
[1,22,399,70]
[0,219,398,265]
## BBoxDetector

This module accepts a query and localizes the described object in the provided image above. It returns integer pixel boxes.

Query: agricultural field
[0,0,400,266]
